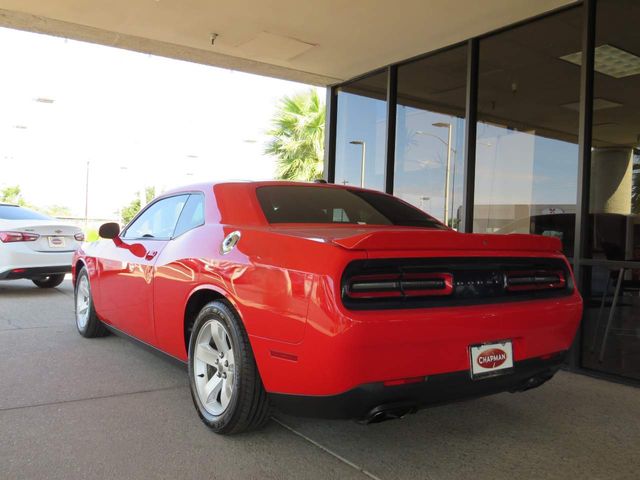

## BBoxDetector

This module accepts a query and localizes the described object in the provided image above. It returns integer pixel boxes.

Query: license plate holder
[469,340,514,379]
[48,236,66,248]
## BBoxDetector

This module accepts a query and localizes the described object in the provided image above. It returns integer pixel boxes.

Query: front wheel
[188,300,270,434]
[32,274,65,288]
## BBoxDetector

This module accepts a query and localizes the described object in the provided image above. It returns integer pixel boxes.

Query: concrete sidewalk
[1,279,638,480]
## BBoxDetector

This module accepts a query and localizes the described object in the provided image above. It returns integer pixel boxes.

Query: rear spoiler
[331,230,563,252]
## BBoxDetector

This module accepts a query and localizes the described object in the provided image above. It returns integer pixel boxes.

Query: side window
[123,195,188,240]
[173,194,205,238]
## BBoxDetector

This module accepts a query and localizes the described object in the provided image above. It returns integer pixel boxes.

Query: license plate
[469,340,514,379]
[48,236,66,248]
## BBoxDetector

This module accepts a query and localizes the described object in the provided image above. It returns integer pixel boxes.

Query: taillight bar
[0,231,40,243]
[505,270,566,292]
[347,272,454,299]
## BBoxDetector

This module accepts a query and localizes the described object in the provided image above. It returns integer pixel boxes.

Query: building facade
[324,0,640,384]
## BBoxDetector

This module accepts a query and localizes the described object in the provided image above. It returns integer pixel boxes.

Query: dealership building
[1,0,638,384]
[322,0,639,385]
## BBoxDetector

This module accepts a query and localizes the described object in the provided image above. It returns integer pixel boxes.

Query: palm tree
[265,89,325,181]
[633,171,639,214]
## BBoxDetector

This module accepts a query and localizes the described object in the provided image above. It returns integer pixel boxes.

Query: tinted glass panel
[256,186,444,228]
[173,194,205,237]
[0,205,51,220]
[580,0,640,381]
[585,0,640,262]
[123,195,188,239]
[394,45,467,228]
[581,265,640,381]
[335,71,387,191]
[473,8,582,257]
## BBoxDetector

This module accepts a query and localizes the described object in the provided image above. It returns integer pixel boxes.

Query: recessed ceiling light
[561,98,622,111]
[34,97,55,104]
[560,44,640,78]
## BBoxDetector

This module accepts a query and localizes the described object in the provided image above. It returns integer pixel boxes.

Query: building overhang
[0,0,576,85]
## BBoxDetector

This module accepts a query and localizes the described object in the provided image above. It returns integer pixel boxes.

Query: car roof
[158,181,394,227]
[161,180,372,197]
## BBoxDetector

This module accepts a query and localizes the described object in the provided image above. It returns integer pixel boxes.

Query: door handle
[145,250,158,261]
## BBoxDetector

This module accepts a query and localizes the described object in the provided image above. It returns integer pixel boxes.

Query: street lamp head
[432,122,451,128]
[349,140,364,145]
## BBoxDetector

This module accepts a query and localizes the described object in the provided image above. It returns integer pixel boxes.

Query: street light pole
[349,140,366,187]
[433,123,452,226]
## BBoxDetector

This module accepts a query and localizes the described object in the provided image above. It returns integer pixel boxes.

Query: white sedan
[0,203,84,288]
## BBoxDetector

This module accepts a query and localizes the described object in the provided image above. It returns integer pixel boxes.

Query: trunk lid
[0,219,81,252]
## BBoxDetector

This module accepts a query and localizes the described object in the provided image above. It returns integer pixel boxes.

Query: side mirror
[99,222,120,239]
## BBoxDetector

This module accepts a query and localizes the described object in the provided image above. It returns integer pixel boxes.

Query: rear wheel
[188,300,270,434]
[74,268,108,338]
[32,274,65,288]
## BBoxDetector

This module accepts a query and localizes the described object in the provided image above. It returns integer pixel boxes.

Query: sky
[0,27,323,218]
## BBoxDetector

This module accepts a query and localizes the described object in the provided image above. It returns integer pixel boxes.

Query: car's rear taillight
[74,232,85,242]
[505,270,566,292]
[0,231,40,243]
[346,272,454,299]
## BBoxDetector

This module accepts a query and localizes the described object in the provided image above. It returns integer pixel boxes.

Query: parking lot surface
[1,279,639,480]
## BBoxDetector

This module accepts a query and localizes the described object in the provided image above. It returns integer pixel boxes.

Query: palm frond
[265,88,326,181]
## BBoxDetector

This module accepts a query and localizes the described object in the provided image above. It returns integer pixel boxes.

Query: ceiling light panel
[560,44,640,78]
[561,98,623,111]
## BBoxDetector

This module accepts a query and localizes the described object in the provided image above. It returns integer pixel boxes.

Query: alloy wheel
[193,319,236,415]
[75,275,90,330]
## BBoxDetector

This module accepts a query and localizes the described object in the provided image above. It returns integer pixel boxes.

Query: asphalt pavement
[1,278,638,480]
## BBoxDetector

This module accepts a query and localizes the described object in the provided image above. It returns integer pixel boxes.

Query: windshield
[256,186,446,229]
[0,205,52,220]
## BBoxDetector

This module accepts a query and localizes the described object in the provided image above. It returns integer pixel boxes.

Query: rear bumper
[269,352,565,420]
[251,288,582,396]
[0,265,71,280]
[0,247,74,280]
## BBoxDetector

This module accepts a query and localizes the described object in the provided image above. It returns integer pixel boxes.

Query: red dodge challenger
[72,181,582,434]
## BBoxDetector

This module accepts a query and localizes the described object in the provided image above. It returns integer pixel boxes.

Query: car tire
[74,267,108,338]
[188,300,270,434]
[32,274,66,288]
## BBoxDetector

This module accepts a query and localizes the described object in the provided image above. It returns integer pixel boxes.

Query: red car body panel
[72,181,582,411]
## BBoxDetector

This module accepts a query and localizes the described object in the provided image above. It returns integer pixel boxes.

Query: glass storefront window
[329,1,640,383]
[394,46,467,227]
[473,8,582,256]
[335,71,387,191]
[579,0,640,380]
[583,0,640,262]
[581,265,640,381]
